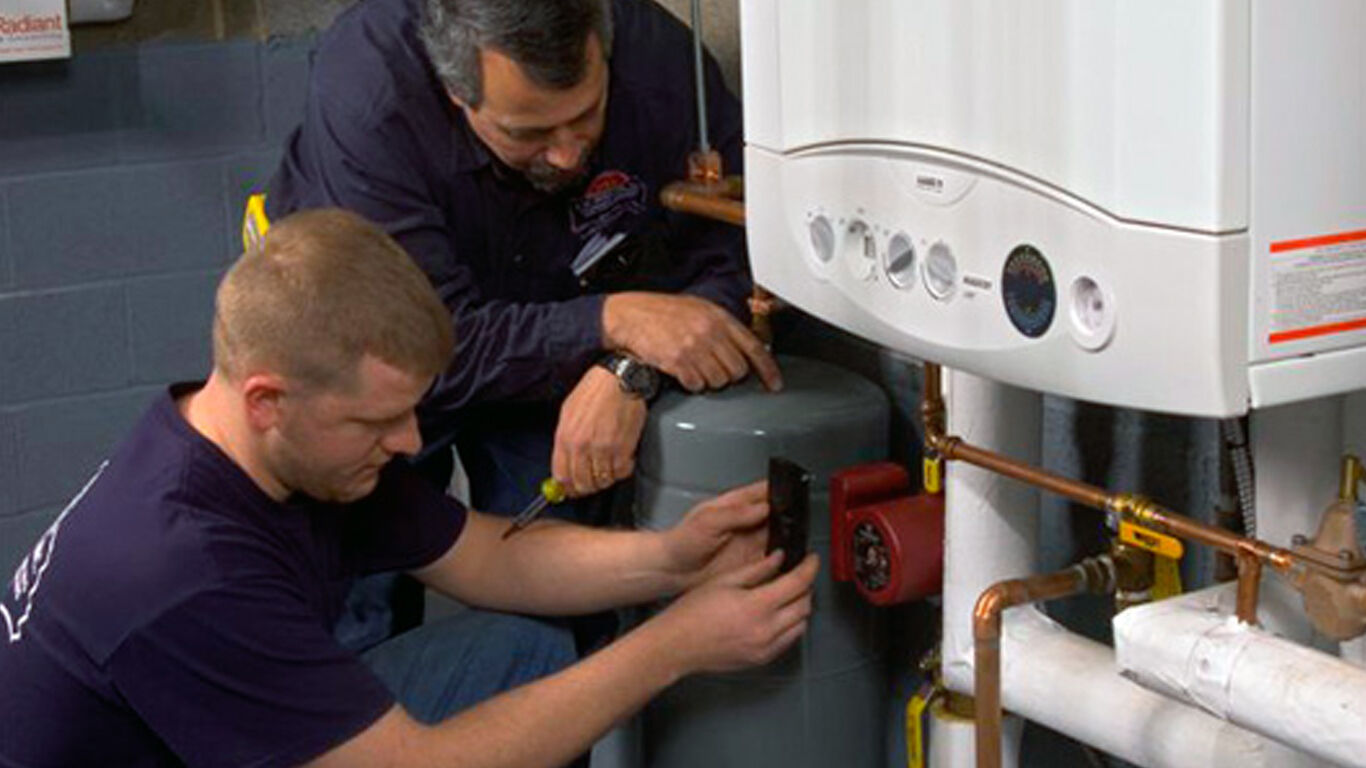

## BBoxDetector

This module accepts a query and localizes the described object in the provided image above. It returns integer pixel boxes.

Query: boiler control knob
[885,232,917,290]
[809,215,835,264]
[923,241,957,300]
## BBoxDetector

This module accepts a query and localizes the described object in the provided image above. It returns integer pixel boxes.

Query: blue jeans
[361,608,578,724]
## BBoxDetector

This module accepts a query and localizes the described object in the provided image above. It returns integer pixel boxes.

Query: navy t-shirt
[267,0,751,439]
[0,385,464,767]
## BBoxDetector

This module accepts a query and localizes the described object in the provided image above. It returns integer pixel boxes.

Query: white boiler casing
[742,0,1366,417]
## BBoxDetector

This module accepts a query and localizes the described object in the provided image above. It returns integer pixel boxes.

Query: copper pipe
[974,558,1116,768]
[660,181,745,226]
[920,362,946,454]
[686,148,723,186]
[920,363,1109,508]
[1122,497,1298,575]
[748,285,777,345]
[940,437,1115,511]
[918,362,1319,618]
[1236,547,1264,624]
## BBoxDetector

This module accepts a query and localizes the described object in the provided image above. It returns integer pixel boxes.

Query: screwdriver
[501,477,568,539]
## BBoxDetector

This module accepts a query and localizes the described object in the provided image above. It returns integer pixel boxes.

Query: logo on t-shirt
[570,170,648,237]
[2,461,106,643]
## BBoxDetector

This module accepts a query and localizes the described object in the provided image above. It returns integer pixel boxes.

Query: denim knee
[363,609,578,724]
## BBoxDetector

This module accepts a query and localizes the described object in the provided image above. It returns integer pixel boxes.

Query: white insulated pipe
[928,700,1021,768]
[1115,583,1366,768]
[940,370,1041,682]
[938,369,1324,768]
[958,606,1318,768]
[940,370,1040,768]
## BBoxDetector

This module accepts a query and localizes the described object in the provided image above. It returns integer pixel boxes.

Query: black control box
[767,457,812,574]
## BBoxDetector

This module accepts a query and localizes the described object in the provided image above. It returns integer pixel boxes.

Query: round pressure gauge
[1001,244,1056,338]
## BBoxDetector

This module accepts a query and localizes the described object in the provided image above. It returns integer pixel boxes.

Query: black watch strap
[598,353,661,401]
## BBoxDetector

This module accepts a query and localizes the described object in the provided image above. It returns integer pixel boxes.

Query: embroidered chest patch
[570,170,648,237]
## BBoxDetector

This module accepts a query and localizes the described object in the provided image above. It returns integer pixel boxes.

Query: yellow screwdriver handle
[541,477,567,505]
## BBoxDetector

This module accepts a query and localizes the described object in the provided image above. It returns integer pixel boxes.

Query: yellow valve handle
[1119,520,1184,560]
[1153,555,1184,600]
[923,456,943,495]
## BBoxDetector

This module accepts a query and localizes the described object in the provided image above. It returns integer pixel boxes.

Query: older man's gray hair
[420,0,614,108]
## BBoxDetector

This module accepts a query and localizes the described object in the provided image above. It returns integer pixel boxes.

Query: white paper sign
[0,0,70,64]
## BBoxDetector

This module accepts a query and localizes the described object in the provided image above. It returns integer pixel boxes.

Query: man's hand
[602,292,783,393]
[661,480,770,591]
[553,366,648,498]
[651,552,819,676]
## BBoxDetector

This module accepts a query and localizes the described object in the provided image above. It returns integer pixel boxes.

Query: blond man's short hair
[213,208,454,391]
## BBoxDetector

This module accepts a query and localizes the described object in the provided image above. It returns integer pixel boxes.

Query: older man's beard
[525,155,590,194]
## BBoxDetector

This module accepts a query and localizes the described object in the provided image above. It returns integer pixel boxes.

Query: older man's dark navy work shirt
[267,0,751,443]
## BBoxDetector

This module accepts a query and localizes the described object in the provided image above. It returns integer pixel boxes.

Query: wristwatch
[598,352,661,402]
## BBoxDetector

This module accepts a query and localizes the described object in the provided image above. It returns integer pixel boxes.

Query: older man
[266,0,781,516]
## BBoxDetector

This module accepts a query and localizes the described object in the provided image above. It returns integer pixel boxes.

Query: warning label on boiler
[0,0,69,64]
[1268,229,1366,344]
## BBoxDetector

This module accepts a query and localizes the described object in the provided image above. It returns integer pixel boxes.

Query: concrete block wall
[0,36,314,577]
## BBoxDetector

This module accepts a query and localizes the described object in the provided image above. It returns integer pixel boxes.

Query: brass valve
[1290,454,1366,641]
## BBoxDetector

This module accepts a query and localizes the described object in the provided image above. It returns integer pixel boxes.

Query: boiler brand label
[0,0,69,63]
[1268,229,1366,345]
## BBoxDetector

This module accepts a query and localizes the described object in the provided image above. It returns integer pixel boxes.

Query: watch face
[621,359,659,398]
[601,354,658,399]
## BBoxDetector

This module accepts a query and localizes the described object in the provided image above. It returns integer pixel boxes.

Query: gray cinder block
[264,35,315,144]
[0,286,128,406]
[116,41,265,162]
[0,52,126,175]
[0,188,10,291]
[0,411,15,518]
[10,161,228,290]
[127,270,222,384]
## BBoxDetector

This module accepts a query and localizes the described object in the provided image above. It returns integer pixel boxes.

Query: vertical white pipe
[940,369,1041,767]
[928,708,978,768]
[928,702,1022,768]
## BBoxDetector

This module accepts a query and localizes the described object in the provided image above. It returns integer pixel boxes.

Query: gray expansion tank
[635,355,891,768]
